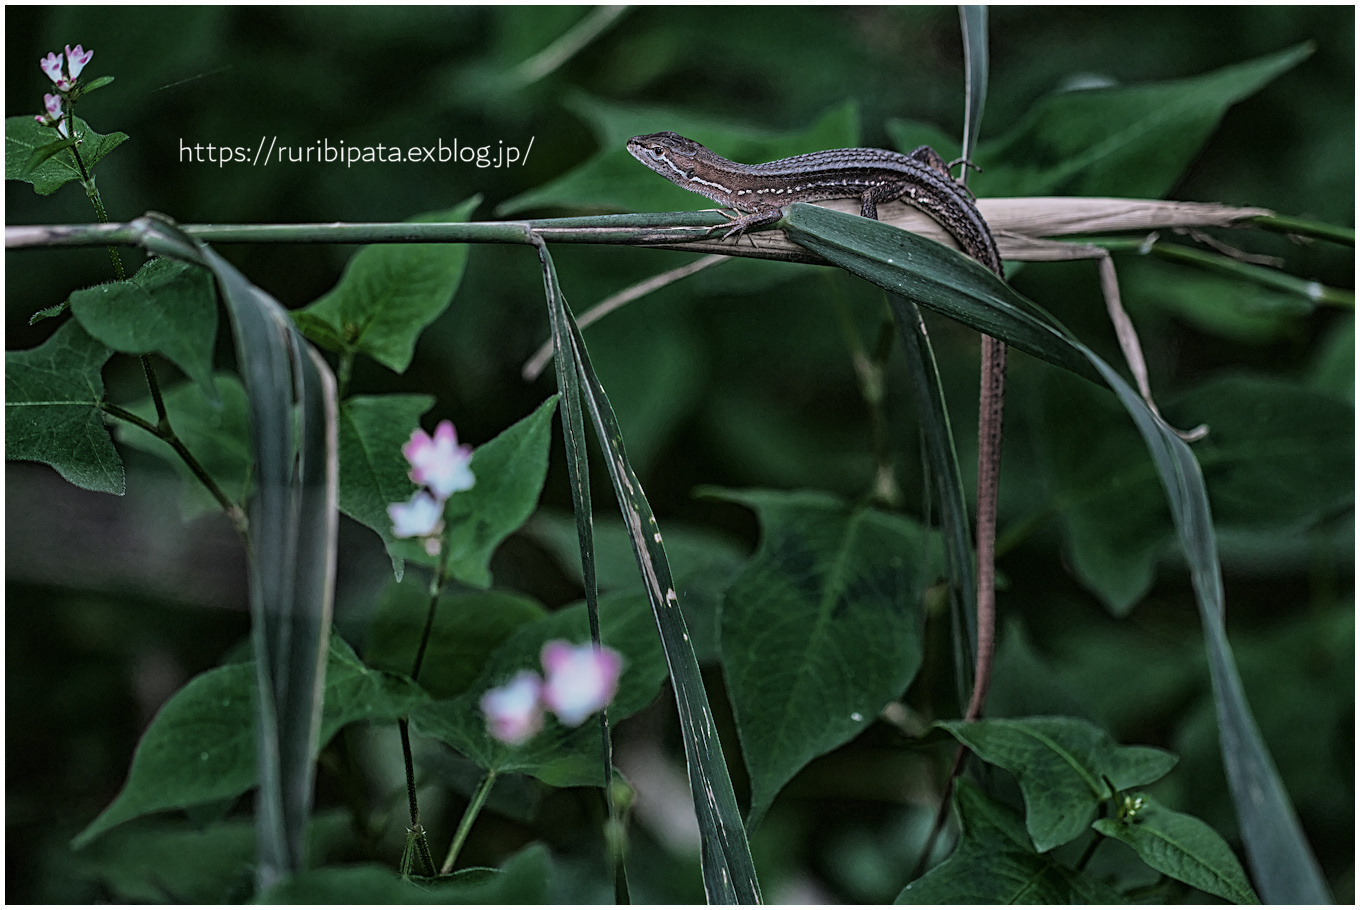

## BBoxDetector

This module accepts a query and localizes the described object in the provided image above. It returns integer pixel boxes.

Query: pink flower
[402,420,474,500]
[387,490,444,539]
[481,671,544,745]
[540,641,623,726]
[64,44,92,80]
[40,52,63,84]
[35,93,67,134]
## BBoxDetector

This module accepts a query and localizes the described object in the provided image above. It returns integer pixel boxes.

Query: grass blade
[533,238,630,903]
[534,239,762,903]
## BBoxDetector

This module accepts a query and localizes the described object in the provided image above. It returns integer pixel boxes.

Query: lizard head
[627,131,704,179]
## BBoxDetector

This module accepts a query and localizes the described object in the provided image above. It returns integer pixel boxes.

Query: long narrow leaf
[533,238,629,903]
[1078,348,1329,905]
[783,202,1330,903]
[958,5,989,171]
[784,205,1097,381]
[888,295,978,707]
[533,240,761,903]
[128,215,338,892]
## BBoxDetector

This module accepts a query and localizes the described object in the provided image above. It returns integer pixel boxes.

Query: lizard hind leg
[908,145,980,198]
[860,180,909,221]
[906,145,955,178]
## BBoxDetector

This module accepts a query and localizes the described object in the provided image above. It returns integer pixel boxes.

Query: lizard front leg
[716,206,785,240]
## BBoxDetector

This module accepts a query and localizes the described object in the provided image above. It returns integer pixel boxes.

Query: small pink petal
[43,93,62,119]
[481,671,544,745]
[387,490,443,538]
[401,426,434,465]
[540,641,623,727]
[432,420,457,448]
[40,52,63,83]
[65,44,93,79]
[402,420,474,499]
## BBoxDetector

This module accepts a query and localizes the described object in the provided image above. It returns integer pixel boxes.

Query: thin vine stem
[440,770,497,873]
[65,123,126,282]
[397,717,437,876]
[99,400,247,535]
[411,547,452,682]
[395,546,452,876]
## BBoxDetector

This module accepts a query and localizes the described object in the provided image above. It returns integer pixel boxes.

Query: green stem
[397,718,437,876]
[64,124,125,281]
[140,354,169,426]
[440,771,497,874]
[336,350,355,400]
[912,743,968,881]
[1073,831,1103,872]
[1092,237,1354,307]
[100,400,247,536]
[393,549,452,876]
[412,547,451,681]
[1246,212,1355,246]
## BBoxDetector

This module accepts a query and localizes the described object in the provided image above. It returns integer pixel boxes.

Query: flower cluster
[387,420,475,556]
[34,45,94,138]
[480,641,624,745]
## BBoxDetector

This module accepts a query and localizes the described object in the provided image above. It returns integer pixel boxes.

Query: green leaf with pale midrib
[1094,795,1259,904]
